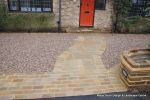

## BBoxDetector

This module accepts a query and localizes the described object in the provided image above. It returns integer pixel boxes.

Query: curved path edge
[0,34,127,99]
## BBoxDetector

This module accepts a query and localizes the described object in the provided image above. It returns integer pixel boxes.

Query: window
[8,0,53,12]
[9,0,19,11]
[20,0,30,11]
[132,0,147,5]
[132,0,137,4]
[31,0,42,12]
[43,0,52,11]
[95,0,106,10]
[129,0,150,16]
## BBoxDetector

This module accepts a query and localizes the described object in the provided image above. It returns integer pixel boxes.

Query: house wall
[5,0,113,32]
[53,0,80,28]
[53,0,113,32]
[94,0,113,32]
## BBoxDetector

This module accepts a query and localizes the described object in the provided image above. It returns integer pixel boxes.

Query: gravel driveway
[102,34,150,68]
[0,33,77,74]
[0,33,150,74]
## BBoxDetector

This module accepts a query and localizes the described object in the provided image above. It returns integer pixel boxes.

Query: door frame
[79,0,95,27]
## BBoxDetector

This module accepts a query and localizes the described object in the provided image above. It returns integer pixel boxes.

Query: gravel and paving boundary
[102,34,150,68]
[0,34,127,100]
[0,33,77,74]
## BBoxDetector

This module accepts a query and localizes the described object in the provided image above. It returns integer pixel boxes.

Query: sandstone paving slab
[0,34,127,99]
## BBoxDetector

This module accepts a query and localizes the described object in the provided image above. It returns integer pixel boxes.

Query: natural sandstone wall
[53,0,59,27]
[54,0,80,28]
[53,0,113,32]
[94,0,113,32]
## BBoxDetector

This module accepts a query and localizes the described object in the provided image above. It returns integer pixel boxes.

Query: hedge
[0,1,7,31]
[3,13,56,32]
[118,16,150,33]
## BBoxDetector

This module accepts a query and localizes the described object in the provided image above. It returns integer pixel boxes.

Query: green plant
[114,0,132,17]
[0,0,8,31]
[113,0,132,32]
[4,13,56,32]
[118,17,150,33]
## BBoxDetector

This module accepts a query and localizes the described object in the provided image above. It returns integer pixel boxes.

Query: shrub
[114,0,132,17]
[118,16,150,33]
[4,13,56,32]
[113,0,132,32]
[0,1,8,31]
[113,0,150,33]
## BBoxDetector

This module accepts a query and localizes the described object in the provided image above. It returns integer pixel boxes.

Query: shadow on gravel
[35,91,150,100]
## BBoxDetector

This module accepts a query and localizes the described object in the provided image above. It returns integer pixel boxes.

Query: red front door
[80,0,95,27]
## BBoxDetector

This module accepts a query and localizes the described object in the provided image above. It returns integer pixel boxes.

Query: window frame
[7,0,53,13]
[95,0,106,10]
[132,0,148,5]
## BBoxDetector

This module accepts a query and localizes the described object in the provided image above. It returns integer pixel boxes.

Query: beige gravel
[0,33,77,74]
[102,34,150,68]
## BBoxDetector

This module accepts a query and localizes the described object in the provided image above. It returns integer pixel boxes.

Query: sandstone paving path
[0,34,127,100]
